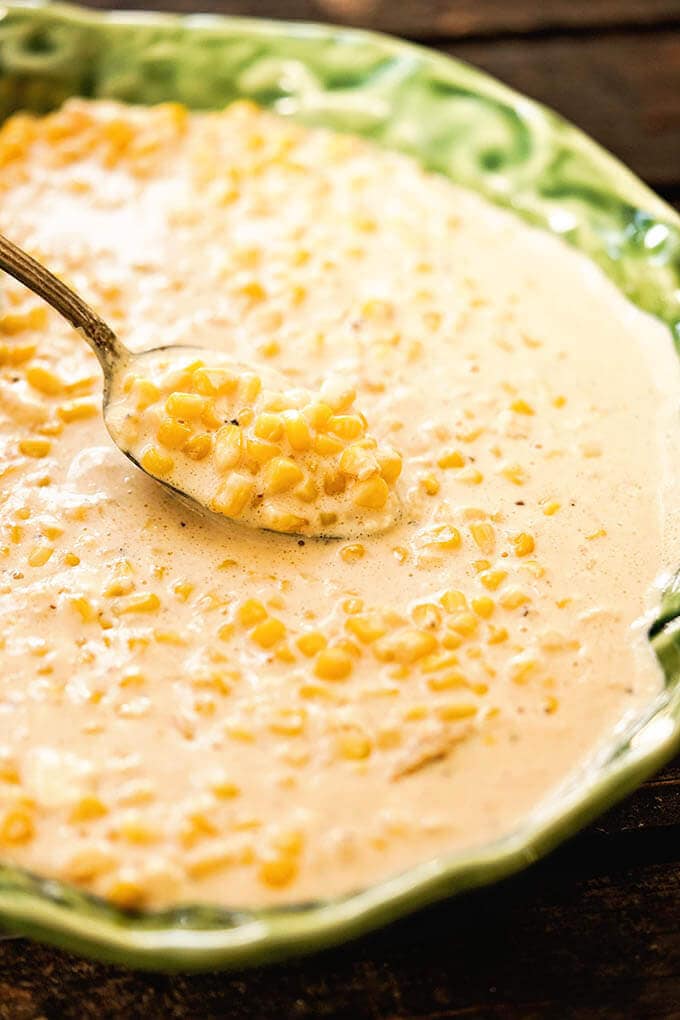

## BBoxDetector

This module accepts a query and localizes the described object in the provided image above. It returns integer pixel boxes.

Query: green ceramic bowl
[0,1,679,972]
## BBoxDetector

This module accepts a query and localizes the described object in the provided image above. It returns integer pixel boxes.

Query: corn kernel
[211,473,254,517]
[19,437,51,458]
[269,708,306,736]
[69,795,108,823]
[336,728,372,760]
[28,543,53,567]
[480,569,507,592]
[26,364,63,396]
[283,411,313,451]
[258,855,297,888]
[423,525,461,551]
[500,587,530,610]
[116,593,161,614]
[449,612,478,637]
[263,457,304,494]
[165,391,209,420]
[251,616,286,649]
[314,647,353,681]
[295,476,318,503]
[501,463,527,485]
[376,447,402,484]
[419,473,440,495]
[437,703,478,722]
[303,401,333,429]
[470,522,495,555]
[140,445,174,477]
[374,627,437,664]
[64,552,80,567]
[542,500,561,516]
[353,475,389,511]
[510,398,535,415]
[440,590,468,613]
[487,625,509,645]
[438,449,465,469]
[297,631,327,657]
[0,806,34,845]
[471,596,494,618]
[184,433,212,460]
[157,417,192,450]
[254,413,284,442]
[313,433,344,457]
[427,671,468,691]
[512,532,535,557]
[193,367,237,396]
[214,423,243,471]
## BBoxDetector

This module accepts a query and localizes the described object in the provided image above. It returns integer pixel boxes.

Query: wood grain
[80,0,680,40]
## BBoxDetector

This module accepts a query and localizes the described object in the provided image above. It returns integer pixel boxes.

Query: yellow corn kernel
[104,576,134,598]
[471,596,494,618]
[449,612,478,637]
[419,473,440,496]
[542,500,561,516]
[420,652,460,674]
[440,590,468,613]
[212,473,254,517]
[283,411,313,451]
[264,511,309,533]
[0,806,34,846]
[510,656,538,685]
[69,795,108,823]
[214,423,243,471]
[438,449,465,469]
[376,448,402,484]
[19,437,51,458]
[303,401,333,429]
[544,694,559,714]
[239,372,262,402]
[26,364,63,396]
[295,476,318,503]
[470,522,496,555]
[263,457,304,494]
[0,341,36,365]
[510,398,535,415]
[238,598,268,628]
[553,395,567,408]
[437,703,478,722]
[70,596,96,623]
[326,414,364,441]
[501,463,527,485]
[487,625,509,645]
[345,613,388,644]
[322,469,345,497]
[245,439,280,469]
[184,432,212,461]
[319,379,355,413]
[423,525,461,551]
[336,728,372,760]
[480,569,507,592]
[258,854,298,888]
[353,475,389,511]
[140,445,174,477]
[297,631,327,657]
[251,616,286,649]
[512,532,535,557]
[28,543,53,567]
[500,587,530,610]
[1,305,46,333]
[157,417,192,450]
[117,814,157,845]
[340,543,365,563]
[314,646,353,681]
[411,603,442,629]
[58,399,97,422]
[127,377,160,411]
[374,627,437,664]
[427,670,468,691]
[165,391,208,420]
[193,367,237,396]
[64,551,80,567]
[338,444,377,479]
[116,593,161,614]
[313,433,345,457]
[254,412,284,442]
[269,708,306,737]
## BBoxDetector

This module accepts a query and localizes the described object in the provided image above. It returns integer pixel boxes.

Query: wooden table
[1,3,679,1017]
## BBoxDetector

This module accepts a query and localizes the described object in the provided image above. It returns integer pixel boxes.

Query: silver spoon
[0,233,402,538]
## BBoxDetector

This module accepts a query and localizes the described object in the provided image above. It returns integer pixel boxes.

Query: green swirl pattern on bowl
[0,0,678,971]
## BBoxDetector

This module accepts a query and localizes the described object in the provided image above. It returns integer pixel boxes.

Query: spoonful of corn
[0,233,402,538]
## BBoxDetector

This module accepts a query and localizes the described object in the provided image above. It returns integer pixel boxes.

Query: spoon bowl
[0,233,403,539]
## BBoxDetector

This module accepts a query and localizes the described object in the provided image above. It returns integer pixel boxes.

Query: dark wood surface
[2,3,680,1018]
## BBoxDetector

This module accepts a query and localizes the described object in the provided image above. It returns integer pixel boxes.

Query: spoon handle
[0,232,125,370]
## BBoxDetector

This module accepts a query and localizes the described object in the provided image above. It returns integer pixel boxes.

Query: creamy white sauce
[0,99,675,909]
